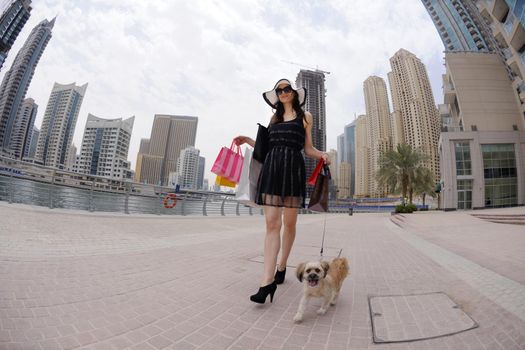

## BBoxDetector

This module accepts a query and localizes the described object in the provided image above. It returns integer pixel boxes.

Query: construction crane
[281,60,331,75]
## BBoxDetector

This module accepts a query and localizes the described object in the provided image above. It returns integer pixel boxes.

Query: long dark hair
[270,90,306,124]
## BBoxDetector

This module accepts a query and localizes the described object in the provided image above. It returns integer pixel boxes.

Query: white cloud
[1,0,444,182]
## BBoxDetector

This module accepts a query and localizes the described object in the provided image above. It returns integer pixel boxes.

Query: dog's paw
[316,308,327,315]
[330,300,337,306]
[293,314,303,323]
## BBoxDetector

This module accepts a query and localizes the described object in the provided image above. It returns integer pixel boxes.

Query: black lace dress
[255,117,306,208]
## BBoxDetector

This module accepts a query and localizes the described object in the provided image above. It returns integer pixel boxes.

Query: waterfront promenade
[0,202,524,350]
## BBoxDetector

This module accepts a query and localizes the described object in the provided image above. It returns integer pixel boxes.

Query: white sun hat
[262,78,307,108]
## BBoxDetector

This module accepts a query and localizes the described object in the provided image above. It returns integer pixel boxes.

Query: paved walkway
[0,202,524,350]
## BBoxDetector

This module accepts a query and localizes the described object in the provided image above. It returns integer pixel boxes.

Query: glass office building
[422,0,489,51]
[344,122,356,196]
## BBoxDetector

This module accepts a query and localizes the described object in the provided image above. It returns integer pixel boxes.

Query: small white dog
[293,258,349,323]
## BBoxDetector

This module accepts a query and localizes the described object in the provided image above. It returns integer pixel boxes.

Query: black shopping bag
[308,164,331,212]
[253,123,269,163]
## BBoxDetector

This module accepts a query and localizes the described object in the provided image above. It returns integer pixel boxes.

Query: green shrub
[406,203,417,212]
[395,204,407,213]
[395,203,416,213]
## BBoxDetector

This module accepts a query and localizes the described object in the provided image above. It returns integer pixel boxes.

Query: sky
[1,0,445,183]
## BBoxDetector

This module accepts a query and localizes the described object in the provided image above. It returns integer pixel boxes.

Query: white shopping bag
[235,147,262,207]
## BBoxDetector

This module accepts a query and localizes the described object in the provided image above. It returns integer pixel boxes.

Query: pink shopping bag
[211,141,244,183]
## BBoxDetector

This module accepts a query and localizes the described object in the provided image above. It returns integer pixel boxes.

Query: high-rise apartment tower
[35,82,88,168]
[354,115,369,197]
[0,18,54,153]
[75,114,134,179]
[0,0,32,71]
[388,49,441,180]
[364,76,392,197]
[9,97,36,159]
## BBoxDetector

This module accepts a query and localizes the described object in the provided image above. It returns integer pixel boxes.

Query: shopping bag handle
[229,140,243,157]
[307,159,324,185]
[322,164,331,180]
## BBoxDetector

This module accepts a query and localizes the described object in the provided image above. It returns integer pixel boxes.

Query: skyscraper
[337,122,357,197]
[439,51,525,209]
[423,0,525,130]
[174,146,200,190]
[476,0,525,130]
[0,0,32,71]
[35,82,88,168]
[66,143,76,171]
[139,138,150,154]
[355,115,369,197]
[135,114,198,185]
[344,121,356,197]
[364,76,392,197]
[9,97,36,159]
[75,114,134,179]
[337,133,345,167]
[388,49,441,180]
[327,149,338,200]
[27,125,37,158]
[338,162,352,199]
[421,0,490,51]
[0,18,54,153]
[327,149,338,186]
[197,156,205,190]
[295,70,326,188]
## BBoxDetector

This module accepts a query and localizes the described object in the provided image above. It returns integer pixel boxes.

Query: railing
[502,47,512,60]
[0,156,360,215]
[520,50,525,69]
[442,125,464,132]
[0,172,268,216]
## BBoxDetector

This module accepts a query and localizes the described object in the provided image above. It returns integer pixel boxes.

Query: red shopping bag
[211,141,244,183]
[307,159,324,186]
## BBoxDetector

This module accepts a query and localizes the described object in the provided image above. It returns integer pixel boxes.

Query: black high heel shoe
[250,281,277,304]
[274,268,286,285]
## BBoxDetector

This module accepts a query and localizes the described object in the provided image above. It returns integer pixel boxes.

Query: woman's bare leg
[262,206,282,285]
[278,207,298,270]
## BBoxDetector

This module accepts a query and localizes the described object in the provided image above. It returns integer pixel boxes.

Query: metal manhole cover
[368,292,478,343]
[248,245,342,268]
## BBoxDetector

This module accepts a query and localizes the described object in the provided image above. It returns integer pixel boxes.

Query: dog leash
[319,212,327,260]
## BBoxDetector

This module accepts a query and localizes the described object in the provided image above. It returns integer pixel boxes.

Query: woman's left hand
[321,153,330,165]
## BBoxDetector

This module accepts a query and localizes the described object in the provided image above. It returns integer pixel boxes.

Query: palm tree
[411,166,436,206]
[376,143,429,204]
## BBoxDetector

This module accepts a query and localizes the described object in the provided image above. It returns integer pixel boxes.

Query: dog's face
[296,261,330,288]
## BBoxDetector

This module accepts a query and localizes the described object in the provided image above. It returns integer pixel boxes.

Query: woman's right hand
[233,136,255,147]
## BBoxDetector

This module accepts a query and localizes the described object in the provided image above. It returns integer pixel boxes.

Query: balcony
[443,77,456,105]
[504,12,515,34]
[438,104,451,117]
[441,125,464,132]
[510,22,525,52]
[517,80,525,102]
[493,26,509,48]
[492,0,510,23]
[502,47,512,60]
[506,54,523,79]
[479,2,494,23]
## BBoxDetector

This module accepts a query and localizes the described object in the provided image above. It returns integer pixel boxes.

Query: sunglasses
[275,86,293,95]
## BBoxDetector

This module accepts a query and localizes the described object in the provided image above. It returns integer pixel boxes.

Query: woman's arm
[303,112,330,164]
[233,135,255,148]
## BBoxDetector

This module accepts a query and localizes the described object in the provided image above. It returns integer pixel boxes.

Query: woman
[234,78,330,304]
